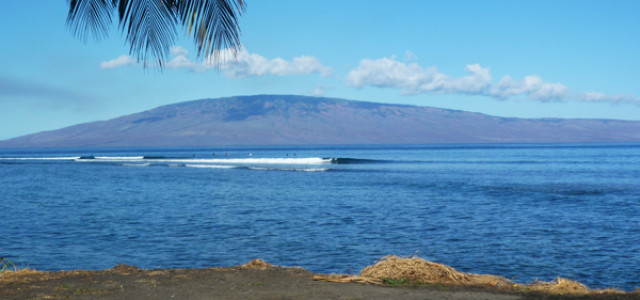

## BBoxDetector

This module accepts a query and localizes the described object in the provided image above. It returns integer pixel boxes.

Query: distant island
[2,94,640,148]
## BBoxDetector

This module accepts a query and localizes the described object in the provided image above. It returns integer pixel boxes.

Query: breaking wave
[324,157,389,164]
[0,155,391,172]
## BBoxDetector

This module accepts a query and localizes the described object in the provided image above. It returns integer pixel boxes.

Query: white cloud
[403,50,418,63]
[345,56,491,95]
[487,76,524,99]
[100,46,333,78]
[447,64,493,94]
[170,46,189,56]
[346,57,428,91]
[166,50,196,69]
[99,48,637,106]
[211,48,333,78]
[100,55,137,69]
[311,84,332,96]
[488,75,569,101]
[215,49,333,78]
[346,55,578,102]
[576,92,639,104]
[161,46,334,78]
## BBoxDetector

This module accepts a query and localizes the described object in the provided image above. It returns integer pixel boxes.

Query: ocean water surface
[1,144,639,290]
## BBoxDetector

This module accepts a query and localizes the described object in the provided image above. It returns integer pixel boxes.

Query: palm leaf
[117,0,178,67]
[66,0,117,42]
[175,0,245,63]
[66,0,245,67]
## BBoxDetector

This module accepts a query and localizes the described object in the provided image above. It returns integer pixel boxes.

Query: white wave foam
[157,157,331,165]
[247,166,329,172]
[123,163,150,167]
[95,156,144,160]
[186,164,237,169]
[302,168,330,172]
[0,157,80,160]
[0,156,332,168]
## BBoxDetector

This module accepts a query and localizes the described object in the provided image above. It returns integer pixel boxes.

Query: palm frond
[176,0,246,63]
[117,0,178,67]
[66,0,117,42]
[66,0,245,68]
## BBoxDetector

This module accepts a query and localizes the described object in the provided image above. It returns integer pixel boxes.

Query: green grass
[382,278,409,286]
[0,257,17,275]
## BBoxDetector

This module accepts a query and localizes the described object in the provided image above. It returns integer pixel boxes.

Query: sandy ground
[1,265,637,300]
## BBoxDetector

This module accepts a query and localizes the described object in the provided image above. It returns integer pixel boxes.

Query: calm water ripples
[1,144,639,290]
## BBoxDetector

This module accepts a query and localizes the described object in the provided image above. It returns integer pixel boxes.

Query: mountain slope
[2,95,640,148]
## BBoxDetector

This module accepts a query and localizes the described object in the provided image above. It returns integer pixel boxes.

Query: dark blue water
[1,144,639,290]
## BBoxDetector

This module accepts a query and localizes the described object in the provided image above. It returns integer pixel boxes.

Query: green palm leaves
[66,0,245,67]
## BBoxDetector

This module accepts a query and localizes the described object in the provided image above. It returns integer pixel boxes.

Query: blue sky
[1,1,639,140]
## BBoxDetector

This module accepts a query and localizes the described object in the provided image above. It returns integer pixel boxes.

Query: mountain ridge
[2,94,640,148]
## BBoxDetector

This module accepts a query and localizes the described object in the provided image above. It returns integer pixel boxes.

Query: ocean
[1,144,639,290]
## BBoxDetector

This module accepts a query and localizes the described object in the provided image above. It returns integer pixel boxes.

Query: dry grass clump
[0,269,48,284]
[0,269,40,279]
[358,255,511,287]
[0,269,106,284]
[312,255,633,296]
[360,255,470,284]
[314,255,511,288]
[527,277,590,294]
[241,259,274,270]
[111,264,140,273]
[525,277,625,295]
[311,274,383,284]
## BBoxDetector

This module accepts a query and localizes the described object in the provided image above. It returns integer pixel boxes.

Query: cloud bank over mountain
[346,55,637,105]
[101,49,638,106]
[346,60,494,96]
[102,46,334,78]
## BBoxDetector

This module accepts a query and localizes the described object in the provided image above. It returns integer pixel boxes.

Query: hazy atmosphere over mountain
[1,95,639,148]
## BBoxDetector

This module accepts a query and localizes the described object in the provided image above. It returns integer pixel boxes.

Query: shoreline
[2,257,638,300]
